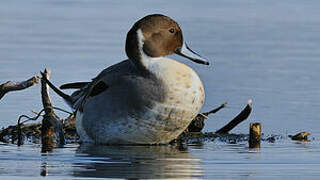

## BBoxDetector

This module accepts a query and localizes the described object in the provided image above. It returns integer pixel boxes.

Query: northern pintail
[44,14,210,144]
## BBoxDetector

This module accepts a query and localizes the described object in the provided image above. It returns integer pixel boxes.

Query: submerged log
[249,122,261,148]
[0,75,40,100]
[215,99,252,134]
[41,69,65,152]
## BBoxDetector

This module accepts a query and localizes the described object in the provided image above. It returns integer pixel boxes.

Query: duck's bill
[175,42,210,65]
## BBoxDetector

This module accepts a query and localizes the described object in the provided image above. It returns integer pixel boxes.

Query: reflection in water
[40,162,48,177]
[73,144,203,179]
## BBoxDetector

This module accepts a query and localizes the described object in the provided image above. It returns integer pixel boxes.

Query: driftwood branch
[187,102,227,132]
[41,69,65,152]
[0,75,40,100]
[202,102,227,117]
[17,109,46,146]
[215,99,252,134]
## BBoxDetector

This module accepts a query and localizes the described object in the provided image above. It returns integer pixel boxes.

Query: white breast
[145,56,205,124]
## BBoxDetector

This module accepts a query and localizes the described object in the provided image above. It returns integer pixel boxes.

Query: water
[1,141,320,179]
[1,0,320,179]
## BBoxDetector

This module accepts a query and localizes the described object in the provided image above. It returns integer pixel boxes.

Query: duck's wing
[43,60,135,111]
[72,60,136,112]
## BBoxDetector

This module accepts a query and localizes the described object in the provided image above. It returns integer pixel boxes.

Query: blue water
[1,141,320,179]
[1,0,320,179]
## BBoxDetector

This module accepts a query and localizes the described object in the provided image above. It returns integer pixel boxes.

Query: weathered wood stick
[41,69,65,152]
[0,75,40,100]
[215,99,252,134]
[202,102,227,116]
[187,102,227,132]
[41,69,55,151]
[249,122,261,148]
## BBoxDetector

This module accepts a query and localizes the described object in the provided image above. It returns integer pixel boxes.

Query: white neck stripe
[136,29,162,67]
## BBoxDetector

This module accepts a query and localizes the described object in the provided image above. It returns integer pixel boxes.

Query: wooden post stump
[249,122,261,148]
[41,69,55,152]
[41,69,65,152]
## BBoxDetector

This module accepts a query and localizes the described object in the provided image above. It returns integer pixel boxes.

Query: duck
[43,14,210,144]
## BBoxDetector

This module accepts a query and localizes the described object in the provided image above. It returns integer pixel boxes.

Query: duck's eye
[169,28,175,33]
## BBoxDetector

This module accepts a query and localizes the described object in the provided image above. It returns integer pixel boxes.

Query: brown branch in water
[0,75,40,100]
[187,102,227,132]
[202,102,227,117]
[17,108,48,146]
[41,69,65,152]
[0,112,76,144]
[215,99,252,134]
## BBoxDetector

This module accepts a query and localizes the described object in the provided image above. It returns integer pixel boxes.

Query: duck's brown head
[125,14,209,67]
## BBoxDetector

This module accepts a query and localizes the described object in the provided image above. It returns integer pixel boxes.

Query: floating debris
[0,115,79,145]
[289,132,311,141]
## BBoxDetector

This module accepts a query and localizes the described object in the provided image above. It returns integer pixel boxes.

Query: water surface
[1,141,320,179]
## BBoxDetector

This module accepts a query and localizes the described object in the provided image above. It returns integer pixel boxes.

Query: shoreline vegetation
[0,70,310,152]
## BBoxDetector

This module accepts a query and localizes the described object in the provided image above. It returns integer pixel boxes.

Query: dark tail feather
[40,71,73,106]
[60,82,89,89]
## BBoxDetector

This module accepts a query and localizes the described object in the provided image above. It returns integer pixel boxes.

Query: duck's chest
[147,58,205,113]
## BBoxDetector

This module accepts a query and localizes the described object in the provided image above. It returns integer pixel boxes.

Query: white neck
[136,28,166,76]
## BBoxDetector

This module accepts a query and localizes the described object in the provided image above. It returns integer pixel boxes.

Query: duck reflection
[72,144,203,179]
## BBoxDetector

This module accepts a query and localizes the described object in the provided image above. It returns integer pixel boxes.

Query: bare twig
[31,107,72,117]
[0,75,40,100]
[215,99,252,134]
[17,108,46,146]
[187,102,227,132]
[202,102,227,116]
